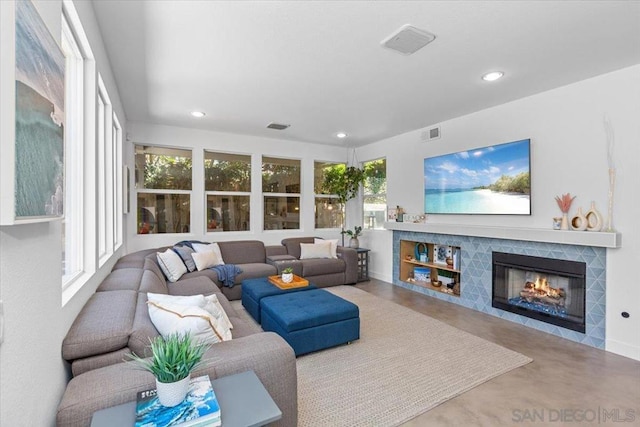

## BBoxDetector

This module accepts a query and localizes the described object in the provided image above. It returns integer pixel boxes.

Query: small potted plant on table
[341,226,363,248]
[281,267,294,283]
[127,333,209,407]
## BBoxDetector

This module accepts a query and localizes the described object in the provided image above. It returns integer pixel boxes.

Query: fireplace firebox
[492,252,586,333]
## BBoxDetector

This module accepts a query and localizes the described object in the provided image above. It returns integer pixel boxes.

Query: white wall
[356,65,640,361]
[0,1,127,425]
[126,122,352,251]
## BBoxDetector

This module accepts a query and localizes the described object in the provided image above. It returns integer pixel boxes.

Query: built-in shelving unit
[399,239,461,297]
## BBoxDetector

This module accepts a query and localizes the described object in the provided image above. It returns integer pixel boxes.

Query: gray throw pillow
[173,246,197,272]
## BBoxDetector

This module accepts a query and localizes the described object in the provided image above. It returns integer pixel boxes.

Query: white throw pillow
[300,241,332,259]
[192,243,225,265]
[148,300,232,345]
[147,293,233,330]
[315,238,339,259]
[192,251,223,271]
[156,249,188,282]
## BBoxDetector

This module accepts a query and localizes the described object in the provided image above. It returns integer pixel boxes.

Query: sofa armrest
[265,245,287,257]
[57,333,297,427]
[337,246,358,284]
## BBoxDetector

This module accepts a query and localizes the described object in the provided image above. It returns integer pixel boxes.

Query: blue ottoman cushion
[260,289,360,356]
[241,277,316,323]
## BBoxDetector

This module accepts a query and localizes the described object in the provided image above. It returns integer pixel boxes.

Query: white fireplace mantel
[383,222,621,248]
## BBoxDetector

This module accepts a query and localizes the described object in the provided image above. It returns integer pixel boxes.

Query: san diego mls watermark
[512,407,636,423]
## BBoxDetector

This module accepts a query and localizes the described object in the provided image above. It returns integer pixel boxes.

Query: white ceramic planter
[282,273,293,283]
[156,376,190,407]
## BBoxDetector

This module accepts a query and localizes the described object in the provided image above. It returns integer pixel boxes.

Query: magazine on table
[135,375,221,427]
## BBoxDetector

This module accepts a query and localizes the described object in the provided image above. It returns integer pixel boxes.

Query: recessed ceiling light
[336,132,348,139]
[190,111,206,118]
[482,71,504,82]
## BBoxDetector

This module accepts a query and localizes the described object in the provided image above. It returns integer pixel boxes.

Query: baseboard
[606,339,640,361]
[368,271,392,283]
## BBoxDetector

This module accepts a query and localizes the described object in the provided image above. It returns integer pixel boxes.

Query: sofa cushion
[193,242,225,264]
[191,251,220,271]
[167,276,219,296]
[235,263,277,282]
[129,293,161,357]
[219,240,267,264]
[96,268,143,292]
[139,269,168,294]
[300,242,332,259]
[315,238,339,258]
[63,290,137,360]
[147,292,232,330]
[281,237,316,259]
[173,245,197,272]
[156,249,187,282]
[302,258,346,277]
[148,300,231,344]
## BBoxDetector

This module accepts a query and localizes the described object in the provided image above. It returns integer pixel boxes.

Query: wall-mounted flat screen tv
[424,139,531,215]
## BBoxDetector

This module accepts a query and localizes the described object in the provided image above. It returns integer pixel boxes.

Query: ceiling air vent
[381,25,436,55]
[267,122,290,130]
[421,125,441,142]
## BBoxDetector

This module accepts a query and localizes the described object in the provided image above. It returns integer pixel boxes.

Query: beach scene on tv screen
[424,139,531,215]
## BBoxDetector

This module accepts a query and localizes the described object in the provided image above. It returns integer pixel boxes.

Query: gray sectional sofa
[57,238,358,426]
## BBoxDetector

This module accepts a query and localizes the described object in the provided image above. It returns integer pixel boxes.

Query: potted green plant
[281,267,294,283]
[127,333,209,407]
[341,226,363,248]
[321,164,366,245]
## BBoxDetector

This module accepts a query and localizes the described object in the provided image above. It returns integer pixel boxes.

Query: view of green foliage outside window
[262,156,301,230]
[135,145,191,234]
[205,151,251,232]
[314,161,345,228]
[363,158,387,229]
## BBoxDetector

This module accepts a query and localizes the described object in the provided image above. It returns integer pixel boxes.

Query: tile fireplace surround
[386,223,620,349]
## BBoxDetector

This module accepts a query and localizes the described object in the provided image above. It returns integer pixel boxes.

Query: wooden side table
[355,248,370,282]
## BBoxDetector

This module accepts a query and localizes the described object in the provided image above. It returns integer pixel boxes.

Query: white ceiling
[92,0,640,147]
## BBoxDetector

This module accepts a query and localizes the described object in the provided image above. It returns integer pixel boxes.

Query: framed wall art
[2,0,65,224]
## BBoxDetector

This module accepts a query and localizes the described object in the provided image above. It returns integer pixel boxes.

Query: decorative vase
[446,257,454,267]
[349,237,359,249]
[571,207,588,231]
[560,213,569,230]
[585,201,603,232]
[281,272,293,283]
[156,376,190,407]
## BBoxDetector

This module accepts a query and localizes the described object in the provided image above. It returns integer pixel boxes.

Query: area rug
[231,286,532,426]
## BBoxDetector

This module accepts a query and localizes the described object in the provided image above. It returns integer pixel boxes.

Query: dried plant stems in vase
[604,114,616,232]
[555,193,575,231]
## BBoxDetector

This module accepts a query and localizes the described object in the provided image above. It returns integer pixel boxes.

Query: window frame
[362,157,387,230]
[261,156,302,231]
[204,150,252,233]
[313,160,345,230]
[135,144,193,235]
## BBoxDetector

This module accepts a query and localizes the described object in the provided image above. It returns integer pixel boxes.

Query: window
[262,156,301,230]
[61,10,84,286]
[135,145,192,234]
[363,158,387,230]
[314,161,345,229]
[112,113,123,248]
[204,151,251,232]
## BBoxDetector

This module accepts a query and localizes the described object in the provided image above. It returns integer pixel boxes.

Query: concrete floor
[355,279,640,426]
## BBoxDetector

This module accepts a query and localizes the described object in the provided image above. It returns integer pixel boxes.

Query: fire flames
[521,276,566,306]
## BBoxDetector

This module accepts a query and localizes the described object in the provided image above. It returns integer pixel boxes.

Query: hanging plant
[321,165,365,204]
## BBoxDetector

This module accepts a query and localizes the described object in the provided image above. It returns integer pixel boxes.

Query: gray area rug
[231,286,532,426]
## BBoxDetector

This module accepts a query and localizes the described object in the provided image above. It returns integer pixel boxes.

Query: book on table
[135,375,221,427]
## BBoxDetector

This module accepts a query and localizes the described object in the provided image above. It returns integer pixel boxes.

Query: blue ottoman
[260,289,360,356]
[241,277,317,323]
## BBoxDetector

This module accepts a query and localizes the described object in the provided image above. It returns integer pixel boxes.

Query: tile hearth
[392,230,606,348]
